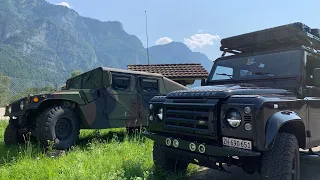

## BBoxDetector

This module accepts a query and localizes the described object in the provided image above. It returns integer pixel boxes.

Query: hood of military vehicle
[166,84,294,99]
[30,90,80,96]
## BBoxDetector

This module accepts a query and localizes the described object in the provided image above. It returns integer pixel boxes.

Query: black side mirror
[313,68,320,87]
[201,78,207,86]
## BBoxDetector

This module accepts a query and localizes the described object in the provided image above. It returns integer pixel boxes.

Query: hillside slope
[0,0,213,87]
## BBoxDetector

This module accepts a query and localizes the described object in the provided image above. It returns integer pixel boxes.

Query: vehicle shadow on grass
[76,129,148,148]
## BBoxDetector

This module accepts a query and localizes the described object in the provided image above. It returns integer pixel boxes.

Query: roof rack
[220,22,320,55]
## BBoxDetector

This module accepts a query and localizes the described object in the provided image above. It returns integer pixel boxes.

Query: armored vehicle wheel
[4,122,24,145]
[261,133,300,180]
[36,106,80,150]
[153,143,189,173]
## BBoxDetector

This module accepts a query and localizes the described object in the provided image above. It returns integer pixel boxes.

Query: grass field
[0,120,200,180]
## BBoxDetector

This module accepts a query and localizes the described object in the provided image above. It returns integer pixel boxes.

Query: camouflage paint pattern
[5,67,189,130]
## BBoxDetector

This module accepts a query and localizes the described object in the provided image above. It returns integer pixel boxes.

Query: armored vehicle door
[137,76,162,122]
[106,73,138,128]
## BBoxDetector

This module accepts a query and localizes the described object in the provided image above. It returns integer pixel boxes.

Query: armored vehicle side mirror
[313,68,320,87]
[201,78,207,86]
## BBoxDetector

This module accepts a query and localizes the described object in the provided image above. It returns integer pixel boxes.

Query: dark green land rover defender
[143,22,320,180]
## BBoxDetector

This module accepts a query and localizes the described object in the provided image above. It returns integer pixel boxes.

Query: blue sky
[47,0,319,61]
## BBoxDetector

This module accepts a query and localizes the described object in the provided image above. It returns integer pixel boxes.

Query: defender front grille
[164,100,217,136]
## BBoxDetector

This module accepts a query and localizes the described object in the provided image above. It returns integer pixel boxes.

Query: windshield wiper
[251,72,274,76]
[216,73,233,79]
[250,72,277,83]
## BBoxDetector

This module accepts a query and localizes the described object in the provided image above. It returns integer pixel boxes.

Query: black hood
[167,84,294,99]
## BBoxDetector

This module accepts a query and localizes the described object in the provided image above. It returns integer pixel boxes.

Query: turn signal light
[33,97,39,103]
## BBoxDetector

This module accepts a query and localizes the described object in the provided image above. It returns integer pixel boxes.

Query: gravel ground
[189,147,320,180]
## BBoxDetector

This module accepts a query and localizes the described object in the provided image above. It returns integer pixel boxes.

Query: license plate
[222,137,252,150]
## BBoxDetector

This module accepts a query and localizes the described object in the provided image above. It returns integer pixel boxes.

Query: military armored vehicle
[144,22,320,180]
[4,67,188,149]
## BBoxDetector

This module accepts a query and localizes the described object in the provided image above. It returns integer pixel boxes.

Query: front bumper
[143,132,261,157]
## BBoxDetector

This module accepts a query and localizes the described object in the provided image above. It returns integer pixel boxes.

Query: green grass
[0,121,200,180]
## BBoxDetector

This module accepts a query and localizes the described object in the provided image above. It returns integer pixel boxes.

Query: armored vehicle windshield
[209,48,302,82]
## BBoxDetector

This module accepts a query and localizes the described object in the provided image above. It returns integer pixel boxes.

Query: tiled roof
[127,63,209,79]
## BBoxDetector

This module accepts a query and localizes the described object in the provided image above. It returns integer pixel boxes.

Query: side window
[141,78,159,93]
[112,74,131,91]
[82,71,102,89]
[68,76,82,89]
[306,55,320,86]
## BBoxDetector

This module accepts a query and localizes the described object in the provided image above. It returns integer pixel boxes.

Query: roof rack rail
[220,22,320,55]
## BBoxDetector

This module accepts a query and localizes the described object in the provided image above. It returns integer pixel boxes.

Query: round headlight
[225,109,242,128]
[149,104,153,110]
[149,115,153,121]
[157,108,163,120]
[8,106,12,114]
[20,101,24,110]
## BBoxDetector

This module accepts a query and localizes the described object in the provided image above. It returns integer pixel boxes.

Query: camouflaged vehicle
[144,22,320,180]
[3,67,188,149]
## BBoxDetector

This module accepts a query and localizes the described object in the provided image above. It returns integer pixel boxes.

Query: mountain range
[0,0,213,87]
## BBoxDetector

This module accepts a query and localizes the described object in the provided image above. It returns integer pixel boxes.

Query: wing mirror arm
[201,78,207,86]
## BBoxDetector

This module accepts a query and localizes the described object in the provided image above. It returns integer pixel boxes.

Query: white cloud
[56,2,72,8]
[183,33,220,49]
[155,37,173,45]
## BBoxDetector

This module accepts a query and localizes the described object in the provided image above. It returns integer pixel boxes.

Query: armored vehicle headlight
[225,109,242,128]
[149,104,153,110]
[20,101,24,110]
[157,108,163,120]
[149,115,153,121]
[8,106,12,114]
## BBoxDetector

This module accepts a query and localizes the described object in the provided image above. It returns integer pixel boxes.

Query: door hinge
[306,130,311,137]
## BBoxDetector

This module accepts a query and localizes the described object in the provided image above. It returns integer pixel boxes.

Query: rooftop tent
[220,22,320,55]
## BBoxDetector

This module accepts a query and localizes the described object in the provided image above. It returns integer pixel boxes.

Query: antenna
[145,10,150,66]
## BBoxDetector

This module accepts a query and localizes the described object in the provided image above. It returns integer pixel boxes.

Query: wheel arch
[265,111,306,150]
[29,99,86,127]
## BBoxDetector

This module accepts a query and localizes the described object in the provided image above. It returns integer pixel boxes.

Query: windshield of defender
[209,49,302,82]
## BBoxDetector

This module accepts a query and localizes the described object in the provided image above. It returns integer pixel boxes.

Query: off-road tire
[153,143,189,173]
[36,106,80,150]
[261,133,300,180]
[4,122,24,145]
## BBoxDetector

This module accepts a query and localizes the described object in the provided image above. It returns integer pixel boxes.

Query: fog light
[244,123,252,131]
[149,115,153,121]
[244,106,251,114]
[149,104,153,110]
[173,139,179,148]
[198,144,206,153]
[165,138,171,146]
[189,143,196,151]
